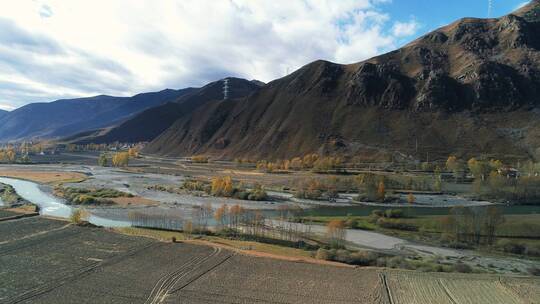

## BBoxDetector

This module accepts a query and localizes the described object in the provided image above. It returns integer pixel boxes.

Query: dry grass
[115,227,350,267]
[0,170,87,184]
[6,204,39,214]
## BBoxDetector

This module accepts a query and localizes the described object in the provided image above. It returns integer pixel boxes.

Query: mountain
[0,109,7,119]
[0,88,193,141]
[144,1,540,161]
[72,78,263,144]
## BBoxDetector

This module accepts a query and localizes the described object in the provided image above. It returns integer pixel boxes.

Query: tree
[211,176,234,197]
[446,156,458,171]
[214,204,228,230]
[407,192,415,204]
[20,154,31,163]
[6,149,16,163]
[483,206,505,245]
[112,152,129,167]
[377,180,386,202]
[128,148,139,158]
[98,153,108,167]
[326,220,346,248]
[289,157,303,170]
[488,171,505,194]
[70,208,85,224]
[446,155,464,181]
[468,158,490,181]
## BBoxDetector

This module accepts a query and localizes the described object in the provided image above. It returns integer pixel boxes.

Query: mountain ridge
[0,88,193,141]
[143,1,540,161]
[71,77,263,144]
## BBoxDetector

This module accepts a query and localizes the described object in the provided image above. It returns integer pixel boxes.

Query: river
[0,177,130,227]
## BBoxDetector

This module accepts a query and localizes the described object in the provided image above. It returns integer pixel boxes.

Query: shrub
[498,240,527,255]
[453,263,472,273]
[348,251,380,266]
[70,209,84,224]
[376,218,418,231]
[191,155,209,163]
[247,188,267,201]
[182,180,209,192]
[527,267,540,276]
[384,209,405,218]
[386,256,410,269]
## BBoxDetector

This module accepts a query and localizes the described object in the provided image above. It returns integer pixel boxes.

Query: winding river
[0,177,130,227]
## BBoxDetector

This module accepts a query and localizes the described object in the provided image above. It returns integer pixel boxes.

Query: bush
[70,209,84,224]
[527,267,540,276]
[453,262,472,273]
[376,218,418,231]
[315,248,382,266]
[191,155,209,163]
[384,209,405,218]
[182,180,209,192]
[498,240,527,255]
[386,256,411,269]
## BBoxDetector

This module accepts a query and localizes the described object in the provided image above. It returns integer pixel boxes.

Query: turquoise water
[301,204,540,217]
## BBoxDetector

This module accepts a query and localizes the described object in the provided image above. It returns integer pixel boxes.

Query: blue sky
[383,0,530,44]
[0,0,532,110]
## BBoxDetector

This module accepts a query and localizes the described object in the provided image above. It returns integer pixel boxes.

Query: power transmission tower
[223,78,230,100]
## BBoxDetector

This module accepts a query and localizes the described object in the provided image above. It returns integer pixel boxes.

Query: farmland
[385,271,540,304]
[1,216,539,304]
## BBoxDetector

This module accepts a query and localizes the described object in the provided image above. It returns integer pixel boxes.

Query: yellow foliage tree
[112,152,129,167]
[377,180,386,201]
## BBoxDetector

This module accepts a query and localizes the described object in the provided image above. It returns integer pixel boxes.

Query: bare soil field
[1,216,539,304]
[167,255,388,304]
[385,271,540,304]
[0,170,87,184]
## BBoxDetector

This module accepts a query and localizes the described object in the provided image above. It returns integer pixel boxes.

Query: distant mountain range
[4,1,540,162]
[72,78,262,144]
[0,89,194,141]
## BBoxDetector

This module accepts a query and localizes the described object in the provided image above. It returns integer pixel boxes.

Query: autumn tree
[128,148,139,158]
[467,158,491,181]
[211,176,234,197]
[214,204,229,230]
[377,180,386,202]
[407,192,415,204]
[446,155,464,181]
[112,152,129,167]
[326,220,346,248]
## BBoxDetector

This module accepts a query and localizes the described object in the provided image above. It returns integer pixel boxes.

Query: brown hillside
[145,1,540,161]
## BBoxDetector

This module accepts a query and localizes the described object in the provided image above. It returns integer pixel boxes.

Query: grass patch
[54,186,133,206]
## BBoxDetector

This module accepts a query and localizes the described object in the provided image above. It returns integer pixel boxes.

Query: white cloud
[391,19,420,37]
[0,0,420,108]
[0,103,16,111]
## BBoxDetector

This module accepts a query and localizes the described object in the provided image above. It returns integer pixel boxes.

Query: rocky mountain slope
[71,78,263,144]
[0,88,193,141]
[144,1,540,162]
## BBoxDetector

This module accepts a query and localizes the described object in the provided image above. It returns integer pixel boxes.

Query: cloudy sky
[0,0,531,110]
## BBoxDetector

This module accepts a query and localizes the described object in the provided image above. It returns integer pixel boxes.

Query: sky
[0,0,532,111]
